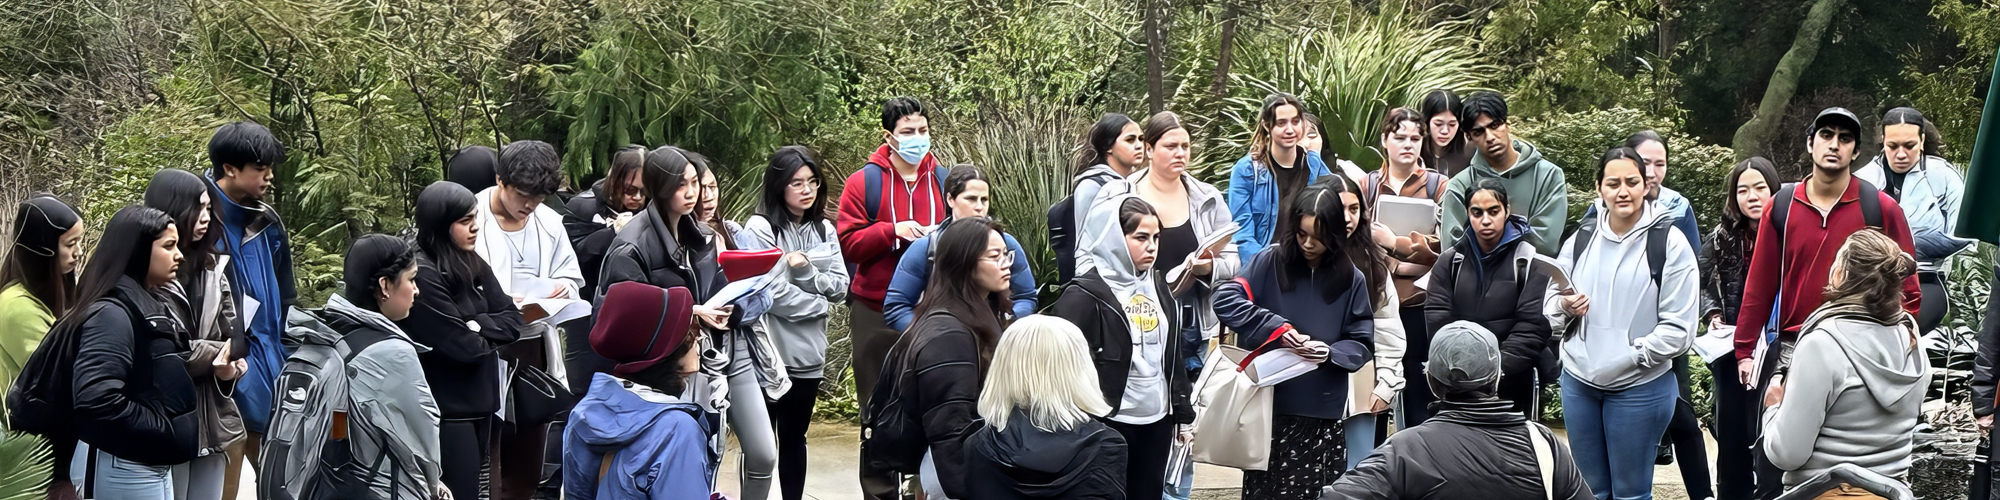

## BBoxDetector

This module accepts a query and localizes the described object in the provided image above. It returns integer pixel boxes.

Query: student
[62,205,199,499]
[1548,147,1698,500]
[1421,89,1475,178]
[690,150,787,500]
[1050,195,1186,500]
[565,281,711,500]
[1701,157,1782,500]
[1423,179,1551,419]
[597,145,735,340]
[742,146,850,500]
[1062,113,1145,284]
[144,169,248,500]
[565,145,649,305]
[1317,321,1593,500]
[962,315,1129,500]
[1853,107,1968,335]
[0,195,81,498]
[328,234,450,499]
[897,218,1014,500]
[1323,174,1407,470]
[835,96,950,500]
[402,181,527,500]
[1215,177,1376,499]
[1761,229,1929,492]
[1300,112,1367,181]
[883,165,1036,331]
[1364,107,1447,428]
[1228,92,1336,258]
[1436,91,1567,256]
[204,121,294,496]
[447,145,500,194]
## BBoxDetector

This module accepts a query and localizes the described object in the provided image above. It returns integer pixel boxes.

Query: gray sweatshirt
[1763,307,1930,487]
[1547,201,1698,391]
[742,216,850,379]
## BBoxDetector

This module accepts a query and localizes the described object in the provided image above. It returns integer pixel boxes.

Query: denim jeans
[69,443,174,500]
[1344,414,1378,470]
[1561,371,1677,500]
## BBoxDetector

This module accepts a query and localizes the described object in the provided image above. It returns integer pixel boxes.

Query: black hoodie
[963,409,1130,500]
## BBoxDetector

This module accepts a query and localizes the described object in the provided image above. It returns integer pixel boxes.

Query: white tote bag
[1190,343,1275,470]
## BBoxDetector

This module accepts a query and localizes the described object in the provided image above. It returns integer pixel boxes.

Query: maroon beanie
[590,282,696,377]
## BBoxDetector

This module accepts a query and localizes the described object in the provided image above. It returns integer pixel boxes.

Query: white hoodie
[1080,192,1170,425]
[1547,200,1698,391]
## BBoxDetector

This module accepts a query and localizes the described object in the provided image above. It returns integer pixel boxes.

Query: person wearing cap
[1317,321,1592,500]
[564,281,712,500]
[1853,107,1968,337]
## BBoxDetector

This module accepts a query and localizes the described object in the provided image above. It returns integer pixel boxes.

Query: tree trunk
[1731,0,1846,161]
[1209,0,1241,99]
[1145,0,1167,114]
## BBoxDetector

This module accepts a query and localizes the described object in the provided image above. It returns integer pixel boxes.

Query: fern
[0,432,53,500]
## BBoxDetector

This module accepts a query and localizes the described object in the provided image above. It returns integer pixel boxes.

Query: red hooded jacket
[1733,178,1922,359]
[836,144,948,308]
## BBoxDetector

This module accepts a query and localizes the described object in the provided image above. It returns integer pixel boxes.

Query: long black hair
[1722,157,1783,238]
[413,181,488,284]
[144,169,225,290]
[601,145,649,215]
[1,195,80,315]
[1880,107,1946,160]
[1324,175,1389,308]
[684,150,735,250]
[642,145,697,231]
[757,145,828,238]
[48,206,175,339]
[1273,177,1359,303]
[914,217,1010,369]
[1074,113,1136,176]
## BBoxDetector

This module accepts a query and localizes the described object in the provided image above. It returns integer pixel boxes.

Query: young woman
[61,205,199,499]
[565,144,649,303]
[402,181,527,500]
[1215,177,1376,499]
[1228,93,1336,258]
[1854,107,1967,336]
[1701,157,1781,500]
[1323,174,1406,470]
[1051,195,1185,500]
[884,165,1037,331]
[1062,113,1147,284]
[329,234,448,499]
[565,281,711,500]
[1761,229,1929,491]
[1420,89,1473,178]
[1127,110,1241,357]
[144,169,248,499]
[1421,178,1551,419]
[963,315,1128,500]
[0,195,80,498]
[742,145,851,500]
[1362,107,1449,429]
[684,151,789,500]
[900,218,1013,500]
[1549,148,1698,500]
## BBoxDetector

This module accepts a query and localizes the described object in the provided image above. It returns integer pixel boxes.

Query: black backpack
[8,288,196,465]
[1766,181,1885,249]
[861,311,946,474]
[1049,170,1122,285]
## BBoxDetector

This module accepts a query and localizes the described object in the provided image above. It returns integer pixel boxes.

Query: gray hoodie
[1080,191,1172,424]
[742,216,850,379]
[1073,164,1132,278]
[323,293,446,498]
[1547,200,1698,391]
[1763,306,1930,487]
[1440,140,1570,256]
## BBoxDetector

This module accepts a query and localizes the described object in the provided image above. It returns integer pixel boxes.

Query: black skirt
[1241,415,1346,499]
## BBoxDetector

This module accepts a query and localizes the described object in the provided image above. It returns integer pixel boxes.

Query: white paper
[704,264,786,309]
[1693,326,1736,364]
[1165,439,1192,487]
[241,296,262,328]
[520,298,593,327]
[1248,349,1318,387]
[1529,254,1571,293]
[1375,195,1440,236]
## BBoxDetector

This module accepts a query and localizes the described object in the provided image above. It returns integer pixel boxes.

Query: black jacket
[906,312,990,500]
[1216,251,1375,420]
[1049,269,1194,424]
[963,409,1129,500]
[1318,399,1594,500]
[565,180,627,302]
[397,254,523,418]
[1424,218,1551,383]
[599,207,724,301]
[1975,271,2000,417]
[72,277,199,465]
[1700,224,1754,327]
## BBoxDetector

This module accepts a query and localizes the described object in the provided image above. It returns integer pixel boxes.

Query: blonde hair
[977,315,1110,432]
[1824,228,1919,326]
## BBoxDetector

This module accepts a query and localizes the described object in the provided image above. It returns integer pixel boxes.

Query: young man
[205,120,295,499]
[835,96,949,500]
[1733,107,1922,500]
[1437,91,1569,256]
[472,140,586,500]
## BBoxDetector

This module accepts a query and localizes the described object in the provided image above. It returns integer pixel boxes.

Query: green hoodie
[1439,139,1569,256]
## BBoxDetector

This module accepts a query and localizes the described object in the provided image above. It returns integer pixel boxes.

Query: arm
[348,344,445,494]
[1328,273,1377,372]
[1437,176,1469,251]
[71,307,173,440]
[1734,205,1783,359]
[914,331,984,499]
[1918,166,1973,261]
[472,269,527,344]
[1204,193,1242,281]
[276,227,299,309]
[1697,228,1723,324]
[795,222,851,300]
[652,416,718,500]
[881,238,930,332]
[1630,234,1699,370]
[1316,442,1403,500]
[1226,158,1265,258]
[1543,237,1579,333]
[1048,287,1119,403]
[1760,334,1842,471]
[1677,204,1703,257]
[1004,234,1036,318]
[1215,275,1287,349]
[1424,249,1459,339]
[598,241,649,295]
[403,265,512,366]
[1371,287,1407,403]
[1502,272,1552,379]
[836,170,899,265]
[546,215,588,295]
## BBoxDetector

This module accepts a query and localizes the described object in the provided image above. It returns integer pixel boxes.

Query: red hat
[590,282,696,377]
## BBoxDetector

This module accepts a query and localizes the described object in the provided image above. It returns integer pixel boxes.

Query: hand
[547,284,573,300]
[1280,328,1312,349]
[894,221,927,241]
[47,480,77,500]
[1763,375,1786,407]
[1737,357,1757,387]
[1709,316,1726,332]
[434,482,455,500]
[1561,294,1591,317]
[1176,424,1196,444]
[787,251,810,269]
[1292,340,1331,364]
[693,305,734,329]
[1189,256,1213,276]
[1370,395,1392,413]
[214,357,247,381]
[611,212,637,232]
[1369,222,1397,249]
[1981,415,1994,431]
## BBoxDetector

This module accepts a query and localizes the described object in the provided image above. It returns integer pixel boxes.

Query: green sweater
[0,282,54,420]
[1438,139,1570,257]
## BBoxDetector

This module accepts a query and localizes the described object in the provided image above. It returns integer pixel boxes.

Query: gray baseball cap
[1427,321,1503,395]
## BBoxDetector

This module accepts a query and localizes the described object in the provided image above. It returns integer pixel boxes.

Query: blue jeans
[1560,371,1676,500]
[1343,414,1378,470]
[69,443,174,500]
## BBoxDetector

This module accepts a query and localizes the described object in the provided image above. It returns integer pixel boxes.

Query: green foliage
[1477,0,1661,117]
[1935,244,1994,403]
[0,432,53,500]
[1513,107,1735,235]
[933,102,1091,293]
[1903,0,1999,166]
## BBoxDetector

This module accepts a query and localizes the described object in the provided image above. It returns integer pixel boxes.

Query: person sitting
[962,315,1129,500]
[563,282,710,500]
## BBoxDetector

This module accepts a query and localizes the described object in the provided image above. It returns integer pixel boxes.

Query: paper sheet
[1248,348,1319,387]
[520,298,592,326]
[1529,254,1571,293]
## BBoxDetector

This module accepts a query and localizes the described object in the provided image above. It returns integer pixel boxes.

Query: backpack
[9,288,196,461]
[260,307,403,500]
[1049,170,1122,286]
[860,163,950,223]
[1767,181,1885,249]
[861,311,947,473]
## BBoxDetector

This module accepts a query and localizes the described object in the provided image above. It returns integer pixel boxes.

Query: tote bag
[1190,324,1291,470]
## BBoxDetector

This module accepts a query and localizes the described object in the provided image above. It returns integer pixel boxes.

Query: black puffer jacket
[564,180,632,302]
[598,207,723,302]
[1049,269,1193,424]
[397,253,523,418]
[963,409,1129,500]
[1318,399,1593,500]
[1700,224,1754,326]
[1424,215,1551,385]
[73,277,199,465]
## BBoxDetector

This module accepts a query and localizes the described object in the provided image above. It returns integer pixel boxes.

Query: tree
[1730,0,1847,161]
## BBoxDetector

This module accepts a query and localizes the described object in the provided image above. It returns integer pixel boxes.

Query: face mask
[893,134,931,165]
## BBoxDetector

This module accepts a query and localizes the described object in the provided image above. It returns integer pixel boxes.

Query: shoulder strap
[1857,179,1883,228]
[1573,221,1598,266]
[862,163,884,223]
[1364,171,1381,206]
[1528,422,1555,500]
[1770,184,1795,247]
[1424,172,1444,200]
[339,326,396,364]
[1646,225,1670,287]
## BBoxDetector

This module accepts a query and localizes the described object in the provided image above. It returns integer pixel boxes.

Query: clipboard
[1374,195,1439,236]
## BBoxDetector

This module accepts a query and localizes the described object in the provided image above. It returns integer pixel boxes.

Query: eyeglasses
[787,178,822,191]
[983,249,1015,266]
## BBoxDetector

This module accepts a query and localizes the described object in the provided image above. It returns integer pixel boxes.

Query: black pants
[1754,339,1796,500]
[849,299,902,500]
[1919,271,1947,335]
[1106,419,1175,500]
[1711,353,1760,500]
[441,416,493,500]
[772,377,822,500]
[1398,306,1435,427]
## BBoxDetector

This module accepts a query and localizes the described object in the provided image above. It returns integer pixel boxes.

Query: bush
[933,101,1093,295]
[1513,107,1735,238]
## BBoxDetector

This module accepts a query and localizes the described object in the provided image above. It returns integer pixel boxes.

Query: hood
[867,144,939,172]
[1077,192,1148,291]
[1075,163,1124,189]
[973,410,1125,495]
[570,372,698,448]
[1466,214,1532,263]
[1471,139,1547,178]
[1585,197,1674,244]
[320,294,431,353]
[1808,307,1928,409]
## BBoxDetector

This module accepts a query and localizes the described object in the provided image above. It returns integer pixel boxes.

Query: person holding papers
[1215,177,1376,499]
[1050,193,1188,500]
[882,165,1037,331]
[1321,174,1406,470]
[1361,107,1449,429]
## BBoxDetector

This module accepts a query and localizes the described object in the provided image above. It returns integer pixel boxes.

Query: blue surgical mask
[893,134,931,165]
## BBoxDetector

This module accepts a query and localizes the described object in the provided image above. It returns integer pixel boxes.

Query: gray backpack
[260,307,402,500]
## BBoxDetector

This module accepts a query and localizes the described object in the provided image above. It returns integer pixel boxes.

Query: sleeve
[1371,287,1407,403]
[836,169,900,266]
[1048,287,1119,402]
[546,216,588,296]
[1227,158,1264,258]
[1527,170,1569,257]
[349,344,446,494]
[1883,200,1924,318]
[1437,175,1470,251]
[1978,277,2000,416]
[561,427,601,500]
[652,417,718,500]
[1734,203,1784,359]
[403,265,516,366]
[1316,441,1402,500]
[1423,249,1457,340]
[882,238,929,332]
[1327,273,1377,372]
[598,240,649,295]
[1760,334,1842,471]
[1630,233,1699,370]
[0,297,53,381]
[1697,229,1723,323]
[1205,195,1242,282]
[1677,204,1704,257]
[1005,234,1037,319]
[276,227,299,309]
[1916,167,1973,261]
[914,332,984,499]
[71,307,170,439]
[1215,275,1286,349]
[1503,271,1552,379]
[218,274,244,361]
[183,340,227,377]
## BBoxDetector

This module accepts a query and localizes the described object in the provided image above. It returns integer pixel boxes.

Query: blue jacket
[1216,249,1375,420]
[564,373,714,500]
[208,178,296,434]
[1227,149,1335,258]
[883,220,1037,332]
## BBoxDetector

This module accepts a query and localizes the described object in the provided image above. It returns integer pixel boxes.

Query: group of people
[0,87,1969,500]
